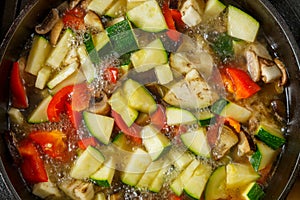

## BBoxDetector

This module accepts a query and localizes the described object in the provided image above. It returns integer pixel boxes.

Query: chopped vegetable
[28,130,67,159]
[78,137,98,150]
[10,62,29,108]
[7,1,288,199]
[162,2,182,41]
[47,83,91,122]
[62,7,86,30]
[227,5,259,42]
[223,66,261,99]
[18,140,48,183]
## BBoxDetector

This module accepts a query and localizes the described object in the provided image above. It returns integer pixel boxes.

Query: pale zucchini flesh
[227,5,259,42]
[130,38,168,73]
[28,95,52,123]
[183,163,212,199]
[121,148,152,186]
[90,157,115,187]
[25,36,52,76]
[35,66,52,89]
[166,107,197,125]
[46,29,73,69]
[141,125,171,161]
[83,111,115,145]
[126,0,168,32]
[47,62,79,89]
[180,128,211,158]
[70,146,105,179]
[205,165,228,200]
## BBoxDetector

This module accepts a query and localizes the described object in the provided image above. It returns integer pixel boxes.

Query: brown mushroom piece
[245,49,261,82]
[274,58,288,86]
[211,125,239,160]
[84,11,104,31]
[260,58,282,83]
[50,19,64,46]
[237,130,255,156]
[245,42,273,82]
[88,94,111,116]
[35,8,60,35]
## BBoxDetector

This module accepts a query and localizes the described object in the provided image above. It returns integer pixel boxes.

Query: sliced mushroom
[211,125,239,160]
[50,19,64,46]
[245,49,261,82]
[260,58,282,83]
[246,42,272,60]
[237,130,255,157]
[35,8,60,35]
[84,10,104,31]
[245,42,286,85]
[274,58,288,86]
[88,94,111,115]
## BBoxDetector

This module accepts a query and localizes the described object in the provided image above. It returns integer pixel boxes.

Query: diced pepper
[28,130,67,159]
[225,67,261,99]
[111,110,142,144]
[10,62,29,108]
[18,140,48,183]
[47,83,91,122]
[78,137,98,150]
[65,102,82,129]
[47,85,73,122]
[105,67,119,84]
[71,83,91,111]
[220,66,261,99]
[150,104,167,130]
[62,7,86,30]
[170,9,186,31]
[162,2,182,41]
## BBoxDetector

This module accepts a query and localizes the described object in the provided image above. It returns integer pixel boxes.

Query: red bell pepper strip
[219,68,235,94]
[47,85,72,122]
[18,140,48,183]
[78,137,98,150]
[10,62,28,108]
[105,67,119,84]
[221,67,261,99]
[111,110,142,144]
[71,83,91,111]
[170,9,186,31]
[65,102,82,129]
[150,104,167,130]
[162,2,182,41]
[28,130,67,159]
[47,83,90,122]
[62,7,85,30]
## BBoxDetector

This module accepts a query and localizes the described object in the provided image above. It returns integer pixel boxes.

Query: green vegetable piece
[212,33,234,60]
[83,33,101,64]
[106,19,139,55]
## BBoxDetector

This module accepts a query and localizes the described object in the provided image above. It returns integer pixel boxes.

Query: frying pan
[0,0,299,199]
